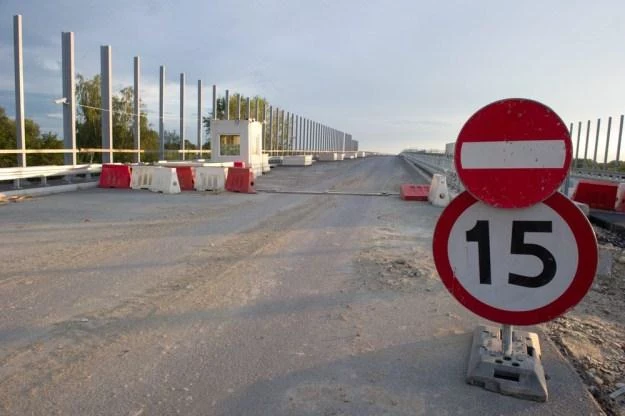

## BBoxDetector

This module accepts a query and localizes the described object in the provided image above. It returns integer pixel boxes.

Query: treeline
[1,74,271,167]
[0,106,63,167]
[573,158,625,171]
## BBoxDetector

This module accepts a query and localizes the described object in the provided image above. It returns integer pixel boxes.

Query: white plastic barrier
[194,167,228,192]
[282,155,313,166]
[615,183,625,212]
[150,167,181,194]
[428,173,451,207]
[130,166,155,190]
[317,153,338,161]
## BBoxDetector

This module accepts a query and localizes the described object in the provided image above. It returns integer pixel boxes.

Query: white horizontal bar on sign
[460,140,566,169]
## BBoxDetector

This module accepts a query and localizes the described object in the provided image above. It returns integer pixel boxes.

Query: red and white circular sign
[432,191,597,325]
[455,98,572,209]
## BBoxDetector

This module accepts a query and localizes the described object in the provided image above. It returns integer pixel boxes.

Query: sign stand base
[466,325,548,402]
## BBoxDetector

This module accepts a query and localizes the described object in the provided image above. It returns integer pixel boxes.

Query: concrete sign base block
[466,325,548,402]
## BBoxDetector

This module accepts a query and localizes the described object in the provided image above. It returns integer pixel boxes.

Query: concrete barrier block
[282,156,313,166]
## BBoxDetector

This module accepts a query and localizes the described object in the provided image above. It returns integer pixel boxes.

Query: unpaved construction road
[0,156,603,415]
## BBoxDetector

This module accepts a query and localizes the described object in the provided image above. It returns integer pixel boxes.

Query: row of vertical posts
[256,106,348,155]
[9,14,352,166]
[570,116,625,170]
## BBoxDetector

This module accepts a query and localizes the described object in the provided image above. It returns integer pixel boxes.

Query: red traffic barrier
[225,167,256,194]
[99,164,131,188]
[234,161,246,168]
[572,179,618,211]
[175,166,195,191]
[400,184,430,201]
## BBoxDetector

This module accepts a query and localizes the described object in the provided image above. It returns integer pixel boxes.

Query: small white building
[445,142,455,157]
[211,120,264,177]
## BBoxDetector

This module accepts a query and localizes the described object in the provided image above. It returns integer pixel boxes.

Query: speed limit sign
[433,191,597,325]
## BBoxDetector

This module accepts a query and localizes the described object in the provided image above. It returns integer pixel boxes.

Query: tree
[76,74,102,162]
[202,94,269,152]
[0,106,63,167]
[75,74,160,163]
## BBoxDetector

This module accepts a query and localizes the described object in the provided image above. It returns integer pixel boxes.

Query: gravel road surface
[0,156,602,415]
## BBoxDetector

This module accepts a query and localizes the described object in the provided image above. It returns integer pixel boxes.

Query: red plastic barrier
[175,167,195,191]
[98,164,131,188]
[225,167,256,194]
[400,184,430,201]
[234,161,246,168]
[572,180,618,211]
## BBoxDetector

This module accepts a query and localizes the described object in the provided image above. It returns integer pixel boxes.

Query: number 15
[465,220,557,288]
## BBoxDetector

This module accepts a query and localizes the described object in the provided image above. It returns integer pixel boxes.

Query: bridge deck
[0,156,601,415]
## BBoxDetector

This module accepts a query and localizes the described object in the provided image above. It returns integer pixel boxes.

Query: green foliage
[202,94,269,146]
[75,74,160,163]
[0,106,64,167]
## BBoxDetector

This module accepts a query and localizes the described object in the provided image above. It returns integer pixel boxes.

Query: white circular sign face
[447,200,578,312]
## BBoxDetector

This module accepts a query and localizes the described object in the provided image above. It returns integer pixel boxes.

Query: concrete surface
[0,156,602,415]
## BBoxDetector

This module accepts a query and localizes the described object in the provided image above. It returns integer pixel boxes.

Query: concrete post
[593,118,601,165]
[100,45,113,163]
[284,111,289,155]
[237,94,241,120]
[133,56,140,163]
[159,66,165,160]
[225,90,230,120]
[583,120,591,167]
[295,115,300,154]
[180,73,185,160]
[61,30,76,166]
[212,85,217,119]
[575,121,581,168]
[197,79,202,158]
[604,116,612,168]
[13,15,26,168]
[291,113,295,155]
[276,108,280,153]
[307,119,311,152]
[268,106,273,154]
[617,115,624,166]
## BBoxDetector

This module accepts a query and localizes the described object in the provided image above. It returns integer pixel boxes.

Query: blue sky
[1,0,625,154]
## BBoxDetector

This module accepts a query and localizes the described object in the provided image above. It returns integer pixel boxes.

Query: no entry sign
[432,191,597,325]
[455,99,572,209]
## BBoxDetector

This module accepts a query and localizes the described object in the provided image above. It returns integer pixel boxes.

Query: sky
[1,0,625,155]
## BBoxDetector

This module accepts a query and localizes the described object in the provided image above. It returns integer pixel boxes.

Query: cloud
[46,112,62,119]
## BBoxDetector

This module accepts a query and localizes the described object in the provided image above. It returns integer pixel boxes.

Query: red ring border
[454,98,573,209]
[432,191,598,325]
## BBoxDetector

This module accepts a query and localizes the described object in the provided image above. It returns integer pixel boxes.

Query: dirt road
[0,156,602,415]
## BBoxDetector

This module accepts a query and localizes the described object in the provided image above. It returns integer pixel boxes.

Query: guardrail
[0,164,102,187]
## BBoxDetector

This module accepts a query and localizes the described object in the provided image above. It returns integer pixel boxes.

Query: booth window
[220,134,241,156]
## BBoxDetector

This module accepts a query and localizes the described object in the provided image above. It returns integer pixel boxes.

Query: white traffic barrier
[282,155,313,166]
[615,183,625,212]
[194,167,228,192]
[428,173,451,207]
[130,166,155,190]
[317,153,338,161]
[150,167,181,194]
